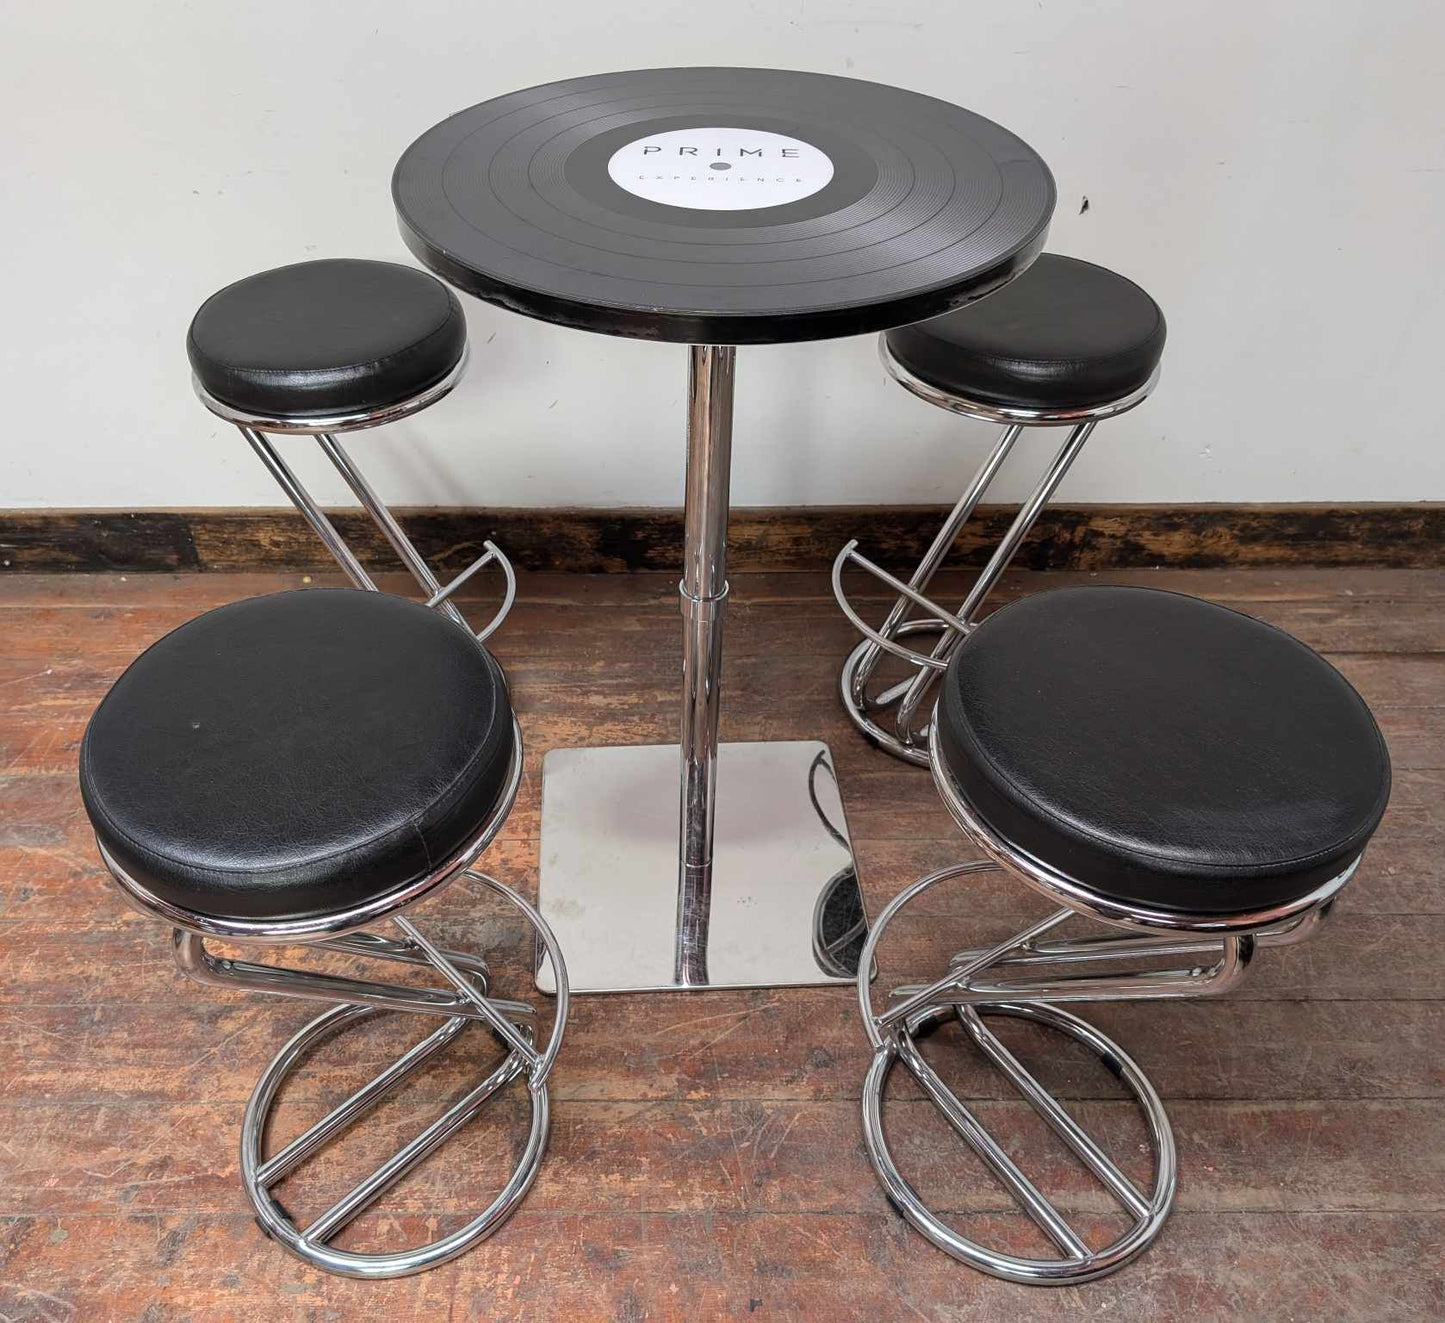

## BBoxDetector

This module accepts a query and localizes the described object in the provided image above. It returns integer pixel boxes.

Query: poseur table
[393,68,1055,993]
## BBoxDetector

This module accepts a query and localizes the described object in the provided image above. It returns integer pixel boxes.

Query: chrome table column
[676,345,735,986]
[536,347,868,994]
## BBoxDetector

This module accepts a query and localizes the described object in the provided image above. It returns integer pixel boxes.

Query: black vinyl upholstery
[80,590,513,924]
[885,254,1165,411]
[937,587,1390,916]
[187,259,466,419]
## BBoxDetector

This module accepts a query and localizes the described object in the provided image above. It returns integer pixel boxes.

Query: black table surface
[392,68,1055,345]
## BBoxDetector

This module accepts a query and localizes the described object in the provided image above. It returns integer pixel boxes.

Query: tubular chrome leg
[675,344,736,987]
[947,422,1095,630]
[856,859,1333,1283]
[316,432,470,630]
[887,419,1096,759]
[238,424,517,643]
[894,931,1255,1006]
[230,872,569,1279]
[836,419,1097,767]
[172,927,536,1025]
[240,426,376,590]
[313,432,518,644]
[847,423,1025,710]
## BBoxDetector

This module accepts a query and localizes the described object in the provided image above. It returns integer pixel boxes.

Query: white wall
[3,0,1442,510]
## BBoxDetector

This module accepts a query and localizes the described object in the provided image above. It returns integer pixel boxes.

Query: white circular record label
[606,127,834,211]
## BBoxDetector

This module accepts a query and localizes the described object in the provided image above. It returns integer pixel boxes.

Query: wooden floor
[1,565,1442,1321]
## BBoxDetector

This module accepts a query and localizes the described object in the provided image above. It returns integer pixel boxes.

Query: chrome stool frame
[97,724,570,1279]
[854,581,1347,1283]
[194,357,516,646]
[833,336,1160,766]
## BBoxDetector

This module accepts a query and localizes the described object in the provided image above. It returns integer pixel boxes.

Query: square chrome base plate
[535,740,868,994]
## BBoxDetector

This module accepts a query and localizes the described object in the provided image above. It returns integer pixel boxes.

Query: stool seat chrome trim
[879,334,1162,426]
[191,349,468,434]
[928,716,1360,935]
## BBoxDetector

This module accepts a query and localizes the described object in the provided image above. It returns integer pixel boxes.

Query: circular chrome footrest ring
[861,1000,1176,1285]
[839,622,950,768]
[240,1003,550,1279]
[238,873,569,1279]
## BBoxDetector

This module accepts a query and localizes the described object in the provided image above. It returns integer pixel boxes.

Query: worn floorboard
[0,566,1442,1321]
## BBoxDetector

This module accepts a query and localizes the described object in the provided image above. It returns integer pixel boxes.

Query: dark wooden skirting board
[3,502,1443,574]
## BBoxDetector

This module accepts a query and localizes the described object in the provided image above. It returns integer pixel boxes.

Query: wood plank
[2,1211,1440,1321]
[3,1097,1439,1218]
[7,563,1445,634]
[1,996,1440,1108]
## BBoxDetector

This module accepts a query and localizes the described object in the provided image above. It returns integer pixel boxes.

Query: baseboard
[2,504,1441,574]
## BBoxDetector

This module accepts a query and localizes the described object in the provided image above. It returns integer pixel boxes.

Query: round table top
[392,68,1055,345]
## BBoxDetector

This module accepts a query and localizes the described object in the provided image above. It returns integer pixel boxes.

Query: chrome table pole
[675,345,736,985]
[536,344,866,995]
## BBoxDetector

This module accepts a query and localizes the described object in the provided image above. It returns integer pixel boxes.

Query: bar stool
[855,585,1390,1284]
[79,587,568,1278]
[188,258,515,642]
[834,255,1167,765]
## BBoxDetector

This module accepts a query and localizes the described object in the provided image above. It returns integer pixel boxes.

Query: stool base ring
[862,1000,1176,1285]
[240,1001,549,1280]
[840,621,949,767]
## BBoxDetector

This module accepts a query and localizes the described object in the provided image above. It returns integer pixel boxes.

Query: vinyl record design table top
[393,68,1055,344]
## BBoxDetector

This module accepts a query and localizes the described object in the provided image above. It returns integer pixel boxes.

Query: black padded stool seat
[886,254,1166,411]
[80,589,514,923]
[187,259,466,419]
[937,586,1390,915]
